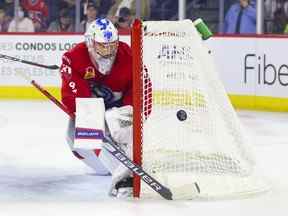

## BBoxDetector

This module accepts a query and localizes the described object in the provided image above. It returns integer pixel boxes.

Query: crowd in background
[0,0,287,34]
[265,0,288,33]
[0,0,143,33]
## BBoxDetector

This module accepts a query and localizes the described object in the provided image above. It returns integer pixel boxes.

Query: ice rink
[0,100,287,216]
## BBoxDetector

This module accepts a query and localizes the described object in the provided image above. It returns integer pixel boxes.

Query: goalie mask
[85,18,119,75]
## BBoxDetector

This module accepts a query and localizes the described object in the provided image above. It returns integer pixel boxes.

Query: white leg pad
[73,148,110,175]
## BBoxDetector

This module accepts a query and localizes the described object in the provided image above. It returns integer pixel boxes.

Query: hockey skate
[111,177,133,198]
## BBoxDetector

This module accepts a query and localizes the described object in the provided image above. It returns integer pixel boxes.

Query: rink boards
[0,33,288,111]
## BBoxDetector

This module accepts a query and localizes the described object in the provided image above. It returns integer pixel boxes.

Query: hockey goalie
[60,18,134,198]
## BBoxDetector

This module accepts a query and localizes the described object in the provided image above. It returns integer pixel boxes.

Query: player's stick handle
[0,53,60,70]
[17,70,75,119]
[31,80,75,119]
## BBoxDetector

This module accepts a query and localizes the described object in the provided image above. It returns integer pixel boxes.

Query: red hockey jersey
[60,41,132,114]
[21,0,48,25]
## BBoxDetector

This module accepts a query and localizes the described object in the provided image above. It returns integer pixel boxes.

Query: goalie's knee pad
[105,105,133,157]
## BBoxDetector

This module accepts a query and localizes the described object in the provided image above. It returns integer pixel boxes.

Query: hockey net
[131,19,269,199]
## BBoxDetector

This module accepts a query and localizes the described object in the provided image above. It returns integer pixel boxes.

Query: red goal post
[131,19,143,198]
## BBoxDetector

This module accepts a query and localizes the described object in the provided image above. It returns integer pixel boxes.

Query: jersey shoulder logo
[84,66,96,79]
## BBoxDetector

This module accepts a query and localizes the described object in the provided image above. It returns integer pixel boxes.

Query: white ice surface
[0,100,287,216]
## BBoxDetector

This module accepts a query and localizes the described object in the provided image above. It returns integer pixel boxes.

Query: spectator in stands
[79,1,98,32]
[224,0,256,34]
[107,0,150,23]
[60,0,76,18]
[97,0,113,17]
[8,5,34,32]
[283,17,288,34]
[47,8,75,32]
[1,0,14,18]
[21,0,49,32]
[284,0,288,17]
[0,8,5,31]
[272,8,287,33]
[0,7,11,32]
[114,7,133,31]
[264,0,277,19]
[191,0,207,9]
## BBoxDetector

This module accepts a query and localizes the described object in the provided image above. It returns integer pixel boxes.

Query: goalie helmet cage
[131,19,269,200]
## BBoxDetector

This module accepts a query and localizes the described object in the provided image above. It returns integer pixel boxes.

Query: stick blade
[161,187,173,200]
[47,65,60,70]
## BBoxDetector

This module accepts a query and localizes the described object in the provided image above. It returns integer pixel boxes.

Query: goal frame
[130,19,269,199]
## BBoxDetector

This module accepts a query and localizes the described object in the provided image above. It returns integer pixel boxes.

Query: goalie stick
[18,71,173,200]
[0,54,60,70]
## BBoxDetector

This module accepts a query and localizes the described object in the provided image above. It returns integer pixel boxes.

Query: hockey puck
[176,110,187,121]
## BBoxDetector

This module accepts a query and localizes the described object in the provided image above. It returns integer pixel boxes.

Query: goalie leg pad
[102,106,134,197]
[100,142,133,197]
[74,148,110,175]
[66,118,110,175]
[105,105,133,152]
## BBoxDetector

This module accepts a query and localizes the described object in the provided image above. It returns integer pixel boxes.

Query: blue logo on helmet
[103,31,113,41]
[96,18,109,30]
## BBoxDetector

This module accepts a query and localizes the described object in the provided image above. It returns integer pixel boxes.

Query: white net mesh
[139,20,269,199]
